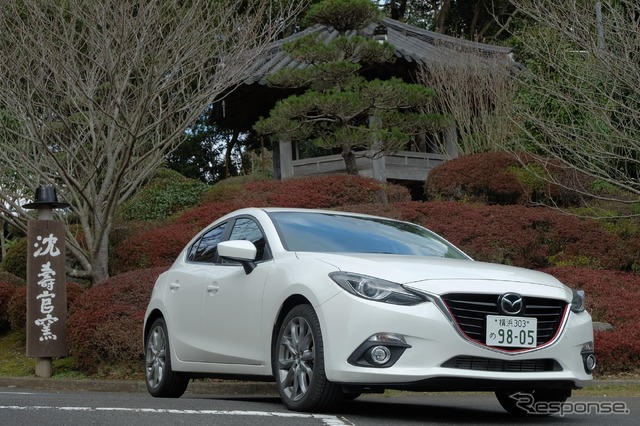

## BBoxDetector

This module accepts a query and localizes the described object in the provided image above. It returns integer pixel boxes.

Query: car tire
[495,389,571,415]
[145,318,189,398]
[273,304,342,412]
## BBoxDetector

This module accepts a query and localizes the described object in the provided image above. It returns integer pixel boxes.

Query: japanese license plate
[486,315,537,348]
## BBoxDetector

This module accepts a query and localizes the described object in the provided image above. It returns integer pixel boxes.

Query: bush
[425,152,589,207]
[387,201,632,271]
[202,174,410,209]
[0,272,24,332]
[7,282,85,334]
[0,270,25,286]
[201,175,269,204]
[110,223,199,275]
[67,267,167,373]
[242,174,410,208]
[176,201,258,229]
[542,267,640,374]
[0,282,18,333]
[1,238,28,280]
[112,175,411,275]
[118,169,209,221]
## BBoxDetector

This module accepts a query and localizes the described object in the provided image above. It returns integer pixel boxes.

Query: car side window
[227,217,268,262]
[187,222,227,263]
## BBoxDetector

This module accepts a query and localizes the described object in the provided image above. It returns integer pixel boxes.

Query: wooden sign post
[22,186,69,378]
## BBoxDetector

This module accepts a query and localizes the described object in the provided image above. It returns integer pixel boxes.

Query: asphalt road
[0,387,637,425]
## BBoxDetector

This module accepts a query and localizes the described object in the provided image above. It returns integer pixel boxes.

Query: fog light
[584,353,596,373]
[369,346,391,365]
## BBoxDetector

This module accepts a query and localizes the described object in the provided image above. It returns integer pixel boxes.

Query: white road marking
[0,406,352,425]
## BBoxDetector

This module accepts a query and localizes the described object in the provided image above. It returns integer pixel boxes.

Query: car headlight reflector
[571,289,585,313]
[329,272,424,305]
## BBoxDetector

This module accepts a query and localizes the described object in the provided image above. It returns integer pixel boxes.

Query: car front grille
[440,293,567,351]
[442,356,562,372]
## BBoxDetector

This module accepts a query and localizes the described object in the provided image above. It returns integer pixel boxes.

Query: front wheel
[273,304,341,412]
[495,389,571,415]
[145,318,189,398]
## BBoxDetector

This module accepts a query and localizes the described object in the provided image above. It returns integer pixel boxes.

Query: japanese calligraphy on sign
[27,220,67,358]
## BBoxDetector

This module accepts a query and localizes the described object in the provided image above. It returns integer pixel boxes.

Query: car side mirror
[218,240,257,274]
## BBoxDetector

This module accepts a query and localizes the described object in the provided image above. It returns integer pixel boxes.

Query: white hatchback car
[143,207,595,414]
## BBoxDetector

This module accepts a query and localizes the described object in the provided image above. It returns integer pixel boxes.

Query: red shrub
[426,152,589,206]
[110,223,200,275]
[336,203,404,219]
[426,152,527,204]
[242,174,410,208]
[7,282,85,333]
[541,267,640,374]
[0,272,25,332]
[6,286,25,332]
[390,201,631,270]
[0,281,19,333]
[0,271,26,286]
[174,175,410,229]
[67,267,166,373]
[176,200,256,228]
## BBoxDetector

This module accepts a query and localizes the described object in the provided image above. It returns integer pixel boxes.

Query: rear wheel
[495,389,570,415]
[273,304,341,412]
[145,318,189,398]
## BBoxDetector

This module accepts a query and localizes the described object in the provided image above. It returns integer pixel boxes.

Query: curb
[0,376,278,395]
[1,376,637,395]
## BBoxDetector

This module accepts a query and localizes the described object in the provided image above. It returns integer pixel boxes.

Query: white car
[143,207,595,414]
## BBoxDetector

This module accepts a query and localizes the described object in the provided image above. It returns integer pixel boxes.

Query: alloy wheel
[277,316,315,401]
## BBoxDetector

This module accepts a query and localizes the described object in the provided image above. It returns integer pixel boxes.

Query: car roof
[251,207,397,221]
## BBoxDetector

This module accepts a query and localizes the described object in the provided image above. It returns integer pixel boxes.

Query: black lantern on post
[373,24,388,44]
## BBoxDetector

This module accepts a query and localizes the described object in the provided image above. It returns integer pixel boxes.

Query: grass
[0,330,87,379]
[0,331,33,376]
[0,330,144,381]
[575,381,640,397]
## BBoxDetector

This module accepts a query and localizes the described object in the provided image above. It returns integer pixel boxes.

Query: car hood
[296,252,568,297]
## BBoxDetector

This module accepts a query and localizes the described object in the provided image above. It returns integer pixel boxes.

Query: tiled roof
[244,17,513,85]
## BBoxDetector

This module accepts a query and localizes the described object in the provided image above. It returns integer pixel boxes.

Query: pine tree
[255,0,449,174]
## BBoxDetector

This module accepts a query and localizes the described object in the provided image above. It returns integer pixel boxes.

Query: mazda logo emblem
[498,293,525,315]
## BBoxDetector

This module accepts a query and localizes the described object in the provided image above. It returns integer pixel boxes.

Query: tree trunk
[0,219,5,260]
[225,129,240,178]
[341,144,358,175]
[91,228,111,284]
[390,0,407,20]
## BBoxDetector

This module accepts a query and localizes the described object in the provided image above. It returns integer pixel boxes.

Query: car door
[199,216,273,365]
[164,222,228,362]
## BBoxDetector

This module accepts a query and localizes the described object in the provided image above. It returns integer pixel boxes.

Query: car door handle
[206,284,219,294]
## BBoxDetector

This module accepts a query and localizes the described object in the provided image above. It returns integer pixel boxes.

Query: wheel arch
[144,309,165,350]
[271,295,312,357]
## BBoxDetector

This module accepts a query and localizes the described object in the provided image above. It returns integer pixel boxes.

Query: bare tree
[418,51,516,156]
[508,0,640,204]
[0,0,305,283]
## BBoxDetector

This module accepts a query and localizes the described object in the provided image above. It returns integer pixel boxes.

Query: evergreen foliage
[255,0,449,174]
[117,169,208,222]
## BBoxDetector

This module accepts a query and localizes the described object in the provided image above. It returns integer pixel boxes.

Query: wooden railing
[292,150,449,181]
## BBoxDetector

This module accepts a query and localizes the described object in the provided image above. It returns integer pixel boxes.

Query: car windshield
[268,212,469,259]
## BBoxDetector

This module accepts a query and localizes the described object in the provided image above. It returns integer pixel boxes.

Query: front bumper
[318,291,594,391]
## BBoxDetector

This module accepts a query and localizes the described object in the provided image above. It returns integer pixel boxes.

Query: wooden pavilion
[211,18,513,194]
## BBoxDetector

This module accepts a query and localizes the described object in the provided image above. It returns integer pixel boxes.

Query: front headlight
[329,272,425,305]
[571,289,586,313]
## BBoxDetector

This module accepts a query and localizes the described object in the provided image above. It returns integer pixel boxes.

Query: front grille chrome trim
[405,287,570,356]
